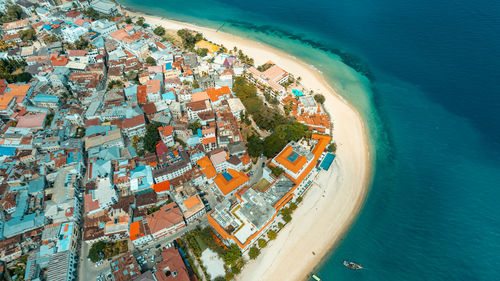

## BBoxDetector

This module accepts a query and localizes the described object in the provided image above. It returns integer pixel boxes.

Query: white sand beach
[122,8,372,281]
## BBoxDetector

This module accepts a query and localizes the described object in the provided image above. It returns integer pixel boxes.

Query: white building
[90,0,118,15]
[91,19,117,37]
[227,98,246,121]
[61,26,88,43]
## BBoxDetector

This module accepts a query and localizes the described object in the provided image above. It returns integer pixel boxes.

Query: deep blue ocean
[118,0,500,279]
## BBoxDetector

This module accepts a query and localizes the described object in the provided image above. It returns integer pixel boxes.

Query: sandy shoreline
[121,7,372,281]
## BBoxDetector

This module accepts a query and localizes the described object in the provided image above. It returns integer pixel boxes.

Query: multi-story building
[146,202,186,240]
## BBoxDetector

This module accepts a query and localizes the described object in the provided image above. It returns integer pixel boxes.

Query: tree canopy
[267,230,277,240]
[88,241,105,262]
[269,166,284,178]
[246,134,264,157]
[83,8,100,21]
[223,244,242,266]
[258,238,267,248]
[143,122,161,153]
[0,5,23,23]
[136,16,145,27]
[0,58,31,83]
[71,37,93,50]
[248,246,260,260]
[145,56,156,66]
[18,29,36,42]
[176,29,203,49]
[234,77,311,158]
[314,94,326,104]
[44,35,59,43]
[328,142,337,153]
[153,26,166,36]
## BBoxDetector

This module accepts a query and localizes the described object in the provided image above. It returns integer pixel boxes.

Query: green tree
[223,244,242,266]
[278,222,284,229]
[192,79,199,89]
[289,202,297,211]
[269,166,284,178]
[136,16,145,27]
[188,120,202,134]
[126,71,138,81]
[0,5,23,23]
[125,17,132,24]
[83,8,100,21]
[248,245,260,260]
[107,80,123,90]
[225,271,234,281]
[18,28,36,42]
[267,230,277,240]
[176,29,203,49]
[154,26,166,36]
[314,94,326,104]
[283,213,292,223]
[72,37,93,50]
[246,134,263,157]
[146,56,156,66]
[143,122,162,152]
[88,241,105,262]
[284,102,292,116]
[262,133,287,158]
[258,238,267,248]
[44,35,59,43]
[195,48,208,57]
[328,142,337,153]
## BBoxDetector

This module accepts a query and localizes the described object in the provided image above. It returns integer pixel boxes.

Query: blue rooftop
[292,89,304,97]
[165,62,172,70]
[287,152,299,162]
[32,94,60,103]
[0,146,16,156]
[222,171,233,181]
[162,91,176,100]
[67,150,82,164]
[197,128,202,138]
[56,222,74,252]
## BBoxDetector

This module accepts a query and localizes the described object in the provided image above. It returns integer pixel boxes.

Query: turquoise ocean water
[117,0,500,280]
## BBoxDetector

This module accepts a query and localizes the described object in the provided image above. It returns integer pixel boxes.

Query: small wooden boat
[343,260,363,270]
[311,274,321,281]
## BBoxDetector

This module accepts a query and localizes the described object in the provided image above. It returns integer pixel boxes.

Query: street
[248,156,266,187]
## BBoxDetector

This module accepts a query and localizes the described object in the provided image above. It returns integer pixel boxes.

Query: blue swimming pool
[320,153,335,170]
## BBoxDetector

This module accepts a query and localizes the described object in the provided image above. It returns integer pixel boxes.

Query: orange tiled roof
[137,85,147,104]
[183,195,201,210]
[206,86,231,102]
[146,79,160,94]
[158,126,173,137]
[153,180,170,192]
[201,137,216,145]
[196,156,216,179]
[129,221,144,241]
[146,202,184,234]
[213,168,249,195]
[0,84,31,110]
[274,145,308,174]
[191,91,209,102]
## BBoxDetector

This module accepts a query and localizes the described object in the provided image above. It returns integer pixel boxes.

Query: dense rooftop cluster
[0,0,334,280]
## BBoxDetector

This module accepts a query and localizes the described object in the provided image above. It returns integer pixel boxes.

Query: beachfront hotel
[207,134,331,250]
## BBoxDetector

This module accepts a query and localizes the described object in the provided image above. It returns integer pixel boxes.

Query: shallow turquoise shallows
[118,0,500,280]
